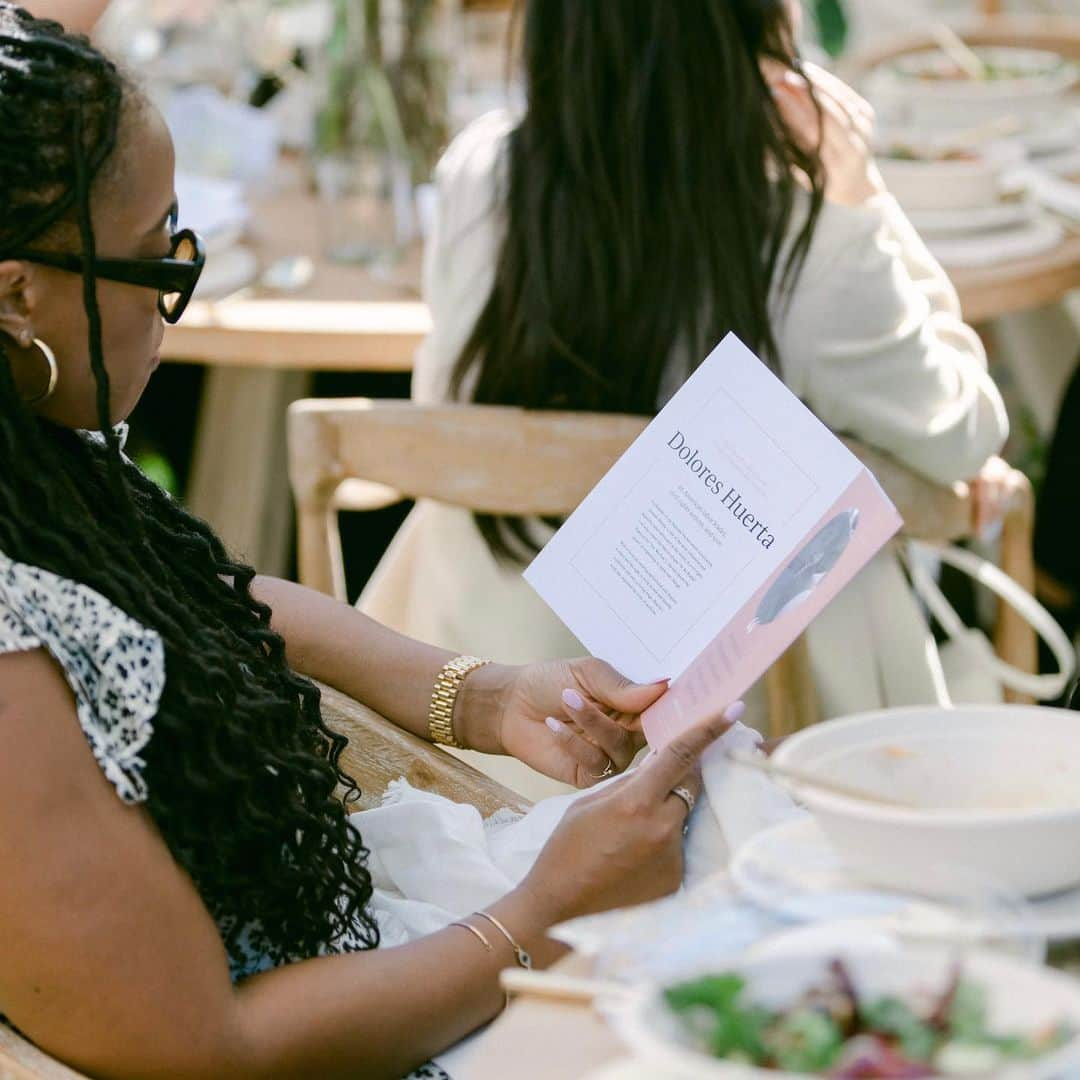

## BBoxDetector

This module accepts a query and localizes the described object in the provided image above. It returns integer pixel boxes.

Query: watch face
[748,508,860,631]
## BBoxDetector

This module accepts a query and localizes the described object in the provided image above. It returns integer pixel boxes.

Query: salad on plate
[663,959,1071,1077]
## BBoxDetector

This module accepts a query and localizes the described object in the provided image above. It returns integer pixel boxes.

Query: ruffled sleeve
[0,552,164,804]
[774,192,1009,487]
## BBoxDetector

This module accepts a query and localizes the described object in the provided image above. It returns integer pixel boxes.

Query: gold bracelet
[451,919,511,1011]
[427,655,491,748]
[450,920,493,952]
[475,911,533,970]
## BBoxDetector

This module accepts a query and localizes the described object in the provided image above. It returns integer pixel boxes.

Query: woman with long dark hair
[0,7,737,1077]
[362,0,1010,790]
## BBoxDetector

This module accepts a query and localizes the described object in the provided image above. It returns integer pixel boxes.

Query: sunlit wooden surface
[162,182,428,372]
[162,181,426,572]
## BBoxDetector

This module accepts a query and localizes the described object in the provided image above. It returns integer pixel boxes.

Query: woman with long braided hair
[0,7,739,1077]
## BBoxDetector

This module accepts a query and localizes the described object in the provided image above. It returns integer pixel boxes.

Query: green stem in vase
[316,0,363,156]
[812,0,848,59]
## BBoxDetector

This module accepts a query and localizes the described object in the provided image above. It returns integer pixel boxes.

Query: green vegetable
[860,996,937,1061]
[946,981,989,1043]
[765,1008,844,1072]
[663,967,1073,1074]
[664,975,770,1060]
[664,974,745,1013]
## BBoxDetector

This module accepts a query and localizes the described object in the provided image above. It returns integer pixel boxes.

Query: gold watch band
[427,655,491,748]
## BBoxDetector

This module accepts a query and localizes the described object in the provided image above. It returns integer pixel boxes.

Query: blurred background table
[161,184,430,576]
[953,232,1080,323]
[165,180,1077,580]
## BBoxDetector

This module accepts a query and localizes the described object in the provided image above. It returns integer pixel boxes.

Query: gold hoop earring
[24,338,59,406]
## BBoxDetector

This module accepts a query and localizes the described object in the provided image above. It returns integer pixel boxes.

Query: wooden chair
[320,681,531,815]
[0,684,529,1079]
[286,398,1038,739]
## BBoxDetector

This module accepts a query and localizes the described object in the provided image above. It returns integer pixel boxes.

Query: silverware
[929,23,989,81]
[724,749,915,809]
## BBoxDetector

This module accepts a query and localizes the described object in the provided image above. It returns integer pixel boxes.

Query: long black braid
[0,4,379,967]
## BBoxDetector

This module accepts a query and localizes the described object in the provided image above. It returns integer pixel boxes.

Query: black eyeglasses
[6,223,206,325]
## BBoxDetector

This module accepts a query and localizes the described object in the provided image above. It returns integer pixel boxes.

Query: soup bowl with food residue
[772,706,1080,898]
[868,46,1077,130]
[876,139,1022,212]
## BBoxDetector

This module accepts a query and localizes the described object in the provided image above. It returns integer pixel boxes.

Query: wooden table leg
[187,366,312,577]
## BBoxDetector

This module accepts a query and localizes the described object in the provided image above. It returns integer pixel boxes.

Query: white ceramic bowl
[876,140,1022,211]
[608,944,1080,1079]
[773,706,1080,899]
[867,46,1077,131]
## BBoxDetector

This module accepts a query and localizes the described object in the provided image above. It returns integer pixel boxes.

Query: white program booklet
[523,333,903,748]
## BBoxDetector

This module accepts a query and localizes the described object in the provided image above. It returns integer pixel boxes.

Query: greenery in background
[315,0,364,156]
[134,451,179,496]
[394,0,450,184]
[315,0,449,184]
[1012,406,1049,496]
[812,0,848,58]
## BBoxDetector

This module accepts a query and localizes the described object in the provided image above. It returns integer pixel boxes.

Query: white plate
[606,943,1080,1080]
[908,197,1038,235]
[1025,111,1080,158]
[732,817,1080,942]
[927,216,1065,267]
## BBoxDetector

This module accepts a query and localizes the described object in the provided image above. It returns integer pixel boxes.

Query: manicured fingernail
[545,716,566,734]
[650,676,672,686]
[725,701,747,722]
[562,688,585,711]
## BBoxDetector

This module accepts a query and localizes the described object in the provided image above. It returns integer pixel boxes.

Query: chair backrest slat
[291,399,650,516]
[288,397,971,548]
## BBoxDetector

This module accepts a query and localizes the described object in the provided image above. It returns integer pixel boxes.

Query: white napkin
[352,725,802,1075]
[355,721,802,948]
[688,721,806,886]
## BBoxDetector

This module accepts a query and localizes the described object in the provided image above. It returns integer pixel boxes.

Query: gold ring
[589,758,615,780]
[670,785,695,815]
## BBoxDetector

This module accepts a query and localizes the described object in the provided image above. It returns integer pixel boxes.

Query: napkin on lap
[356,720,802,944]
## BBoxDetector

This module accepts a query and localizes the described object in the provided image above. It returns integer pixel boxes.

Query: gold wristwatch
[427,655,491,748]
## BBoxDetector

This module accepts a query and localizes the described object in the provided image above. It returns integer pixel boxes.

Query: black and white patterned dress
[0,549,450,1080]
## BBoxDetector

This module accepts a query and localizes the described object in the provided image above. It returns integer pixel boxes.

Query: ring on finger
[589,757,616,780]
[670,785,695,815]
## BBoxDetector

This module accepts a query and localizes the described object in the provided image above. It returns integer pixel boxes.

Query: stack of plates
[883,154,1065,268]
[866,45,1078,267]
[916,206,1065,269]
